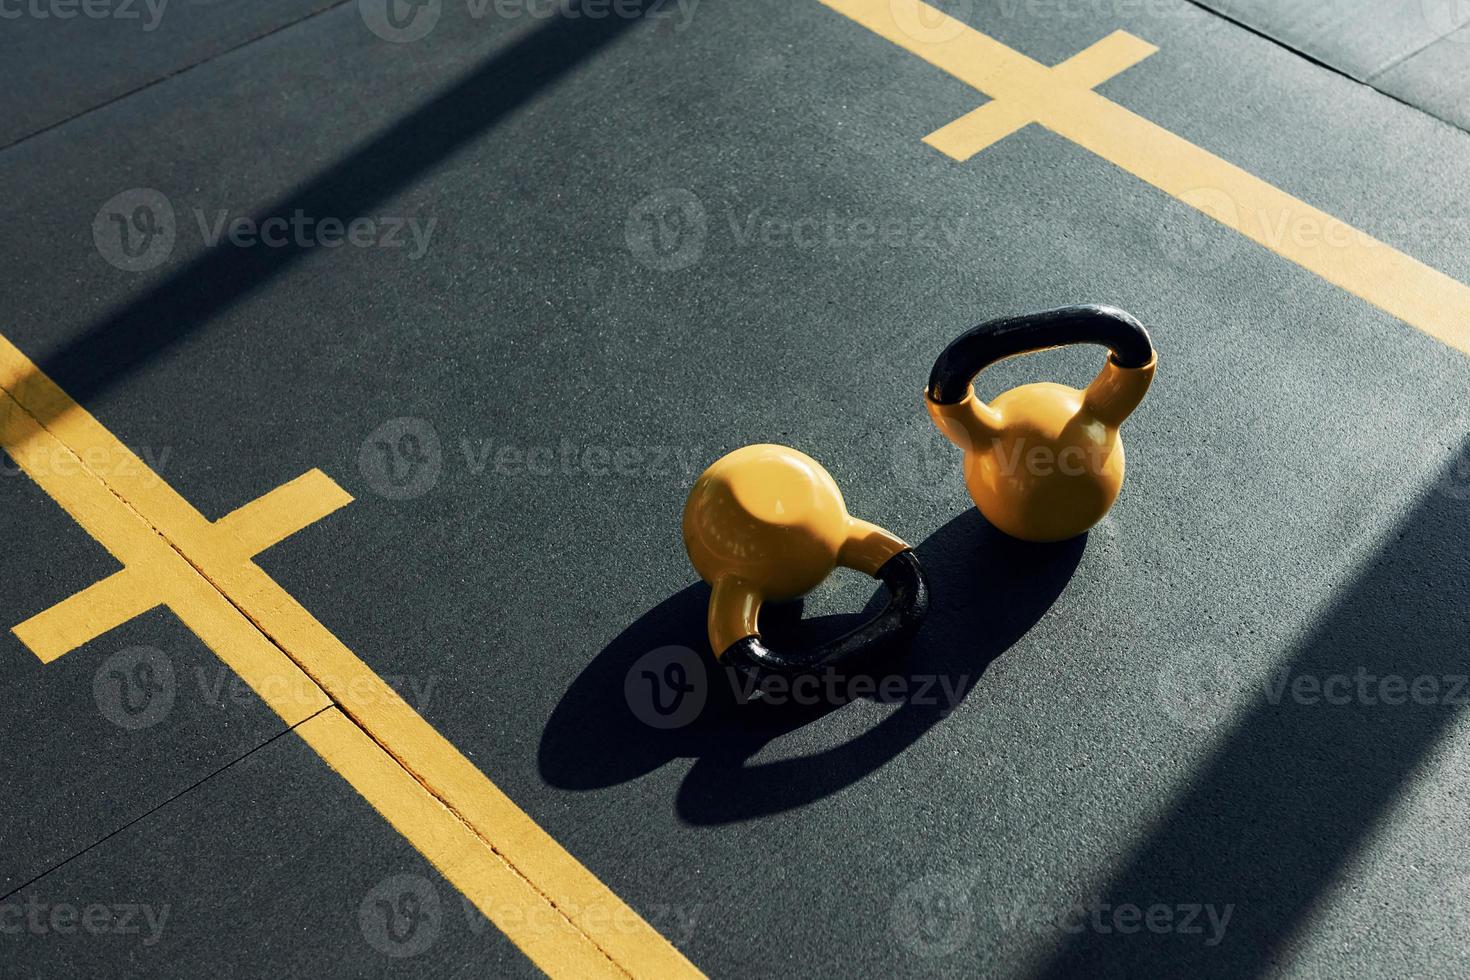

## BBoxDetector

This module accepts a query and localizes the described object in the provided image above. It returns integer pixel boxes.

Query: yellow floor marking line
[15,564,159,664]
[213,468,355,556]
[825,0,1470,357]
[2,386,327,719]
[924,29,1157,159]
[0,335,701,979]
[298,709,623,978]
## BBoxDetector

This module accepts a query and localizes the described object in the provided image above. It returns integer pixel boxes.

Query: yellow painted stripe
[1,382,329,723]
[11,468,349,662]
[924,99,1032,160]
[0,343,209,539]
[1054,29,1158,87]
[925,29,1157,160]
[829,0,1470,356]
[298,709,624,979]
[13,565,159,664]
[0,335,702,979]
[212,558,698,976]
[214,468,354,556]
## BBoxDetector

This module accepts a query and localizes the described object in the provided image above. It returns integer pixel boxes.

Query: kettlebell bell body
[926,305,1156,542]
[683,444,928,692]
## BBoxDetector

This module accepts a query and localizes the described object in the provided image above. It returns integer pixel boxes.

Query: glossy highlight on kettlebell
[926,304,1157,542]
[683,444,929,693]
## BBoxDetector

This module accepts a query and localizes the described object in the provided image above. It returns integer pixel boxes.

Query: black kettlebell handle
[721,550,929,698]
[927,304,1155,405]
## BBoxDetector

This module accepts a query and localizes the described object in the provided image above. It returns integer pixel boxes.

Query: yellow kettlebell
[925,305,1156,542]
[683,444,928,690]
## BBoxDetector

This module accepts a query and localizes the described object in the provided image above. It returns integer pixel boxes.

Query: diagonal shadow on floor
[31,0,657,412]
[1030,437,1470,978]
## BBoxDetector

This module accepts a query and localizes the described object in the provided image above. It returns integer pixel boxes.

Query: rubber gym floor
[3,0,1470,976]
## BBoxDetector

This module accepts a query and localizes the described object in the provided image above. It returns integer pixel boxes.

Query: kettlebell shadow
[537,508,1085,822]
[536,588,859,793]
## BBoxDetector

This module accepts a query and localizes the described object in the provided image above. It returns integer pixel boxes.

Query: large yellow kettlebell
[683,444,928,690]
[926,305,1156,542]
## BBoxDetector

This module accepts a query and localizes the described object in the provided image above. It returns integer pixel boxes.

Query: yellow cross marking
[15,468,351,665]
[0,336,700,979]
[925,29,1157,160]
[823,0,1470,357]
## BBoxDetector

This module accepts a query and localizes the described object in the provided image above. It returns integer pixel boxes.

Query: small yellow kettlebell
[683,444,928,690]
[925,305,1156,542]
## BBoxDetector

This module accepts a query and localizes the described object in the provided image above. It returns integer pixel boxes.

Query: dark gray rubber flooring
[2,0,1469,976]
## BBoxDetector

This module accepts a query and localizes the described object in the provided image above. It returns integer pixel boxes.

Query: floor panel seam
[0,0,356,157]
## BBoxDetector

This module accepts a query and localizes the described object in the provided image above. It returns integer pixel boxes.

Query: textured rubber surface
[2,0,1469,976]
[0,0,343,148]
[2,725,538,977]
[1191,0,1470,131]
